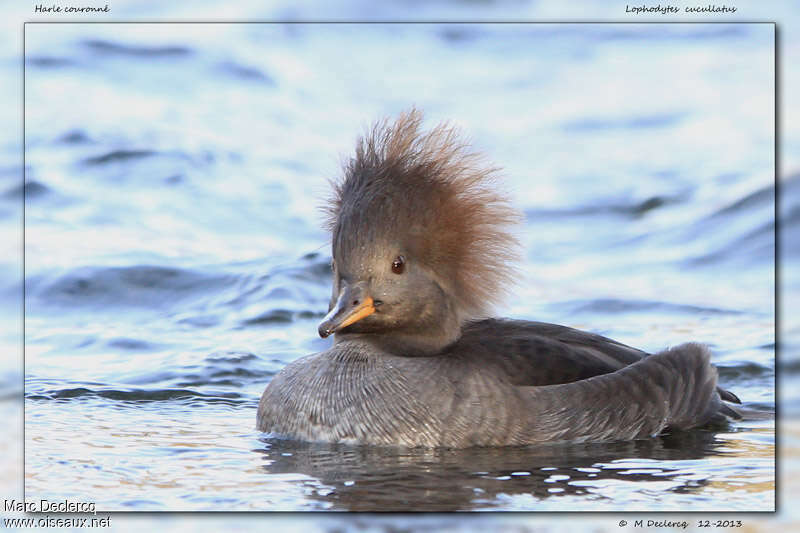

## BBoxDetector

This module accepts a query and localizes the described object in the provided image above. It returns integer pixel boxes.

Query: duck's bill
[317,286,375,338]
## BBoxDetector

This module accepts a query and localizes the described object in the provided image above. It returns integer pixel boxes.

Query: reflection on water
[255,428,773,511]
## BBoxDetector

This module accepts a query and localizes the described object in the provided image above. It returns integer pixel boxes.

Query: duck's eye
[391,255,405,275]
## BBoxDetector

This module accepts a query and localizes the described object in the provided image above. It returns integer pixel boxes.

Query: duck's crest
[323,108,522,318]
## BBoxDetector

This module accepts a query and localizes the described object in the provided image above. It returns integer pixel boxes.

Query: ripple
[81,149,157,166]
[26,386,245,405]
[716,361,773,379]
[242,308,324,326]
[215,61,276,84]
[206,351,258,364]
[82,39,193,57]
[177,314,221,328]
[2,180,50,200]
[553,298,742,316]
[781,359,800,374]
[105,337,159,351]
[681,176,787,267]
[525,193,688,219]
[27,265,236,310]
[563,112,688,132]
[58,129,92,144]
[25,56,76,68]
[705,180,777,220]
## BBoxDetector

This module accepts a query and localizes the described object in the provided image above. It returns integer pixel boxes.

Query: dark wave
[2,180,50,200]
[242,308,325,327]
[686,220,774,267]
[435,24,748,46]
[177,314,221,328]
[104,350,280,390]
[525,192,688,220]
[25,56,76,68]
[716,361,773,380]
[58,129,92,144]
[81,149,157,166]
[273,251,333,282]
[552,298,743,316]
[26,253,332,325]
[215,61,276,84]
[705,180,776,220]
[176,351,276,388]
[599,25,747,41]
[82,39,193,57]
[223,253,331,319]
[26,265,237,310]
[205,351,259,364]
[25,386,249,406]
[778,357,800,374]
[105,337,159,351]
[781,186,800,258]
[563,112,688,132]
[0,372,22,401]
[681,174,796,267]
[438,26,484,44]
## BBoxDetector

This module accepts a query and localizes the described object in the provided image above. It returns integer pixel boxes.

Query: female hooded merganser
[257,109,741,448]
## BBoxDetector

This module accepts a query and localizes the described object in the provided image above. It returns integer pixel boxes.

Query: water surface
[19,22,775,511]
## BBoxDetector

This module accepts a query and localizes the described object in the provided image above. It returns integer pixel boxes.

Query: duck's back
[453,318,741,424]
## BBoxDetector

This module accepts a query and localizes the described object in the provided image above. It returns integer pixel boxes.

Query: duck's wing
[459,319,741,407]
[458,318,647,386]
[520,343,728,443]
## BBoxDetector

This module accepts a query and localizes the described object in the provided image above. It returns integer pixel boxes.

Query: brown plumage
[323,109,520,319]
[257,109,741,447]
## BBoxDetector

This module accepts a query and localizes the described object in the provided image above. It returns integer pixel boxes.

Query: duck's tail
[526,342,740,443]
[654,343,730,430]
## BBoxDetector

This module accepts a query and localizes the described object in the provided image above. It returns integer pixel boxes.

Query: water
[15,21,777,513]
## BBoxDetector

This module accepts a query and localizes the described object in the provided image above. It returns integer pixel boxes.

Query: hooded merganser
[257,109,740,447]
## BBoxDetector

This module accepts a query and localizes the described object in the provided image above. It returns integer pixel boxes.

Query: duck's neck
[334,321,463,357]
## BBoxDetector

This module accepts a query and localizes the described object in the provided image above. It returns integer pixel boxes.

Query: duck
[257,109,741,448]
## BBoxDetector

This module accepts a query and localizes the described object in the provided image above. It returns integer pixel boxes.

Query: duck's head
[318,109,521,355]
